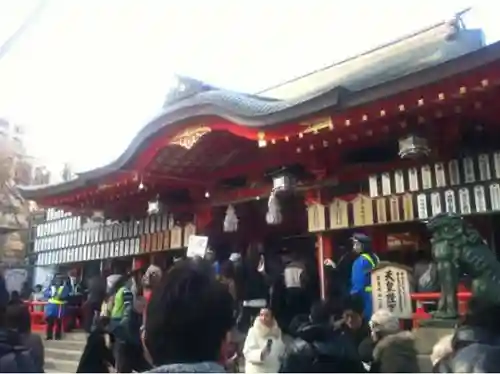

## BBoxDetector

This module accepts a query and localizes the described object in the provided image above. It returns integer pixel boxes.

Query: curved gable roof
[19,21,491,200]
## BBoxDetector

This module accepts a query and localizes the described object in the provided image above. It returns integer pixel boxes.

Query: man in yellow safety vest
[44,276,70,340]
[350,233,379,319]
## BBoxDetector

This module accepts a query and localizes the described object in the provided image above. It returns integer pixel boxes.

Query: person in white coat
[243,308,285,373]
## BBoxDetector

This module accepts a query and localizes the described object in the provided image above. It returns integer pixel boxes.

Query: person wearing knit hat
[367,309,418,373]
[229,253,241,263]
[369,309,400,336]
[142,265,162,289]
[142,264,162,305]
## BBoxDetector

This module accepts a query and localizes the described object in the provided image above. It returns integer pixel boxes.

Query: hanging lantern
[91,210,105,222]
[272,173,293,193]
[147,198,160,215]
[266,189,282,225]
[398,134,430,159]
[223,205,238,232]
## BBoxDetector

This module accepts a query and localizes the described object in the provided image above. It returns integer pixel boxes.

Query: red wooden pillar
[308,162,332,300]
[311,185,334,300]
[317,233,333,300]
[132,256,147,270]
[195,204,213,235]
[370,228,387,255]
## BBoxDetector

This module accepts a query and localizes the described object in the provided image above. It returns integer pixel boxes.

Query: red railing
[410,291,472,328]
[24,300,80,332]
[25,301,47,332]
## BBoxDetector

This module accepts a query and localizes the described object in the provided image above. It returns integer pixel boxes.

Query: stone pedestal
[413,319,458,355]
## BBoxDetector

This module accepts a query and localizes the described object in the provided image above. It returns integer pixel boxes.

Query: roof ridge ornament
[445,7,472,41]
[163,75,216,108]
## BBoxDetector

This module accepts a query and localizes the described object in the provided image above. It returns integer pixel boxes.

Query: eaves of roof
[18,25,496,200]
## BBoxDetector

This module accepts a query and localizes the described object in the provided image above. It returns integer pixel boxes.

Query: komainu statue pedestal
[413,318,458,355]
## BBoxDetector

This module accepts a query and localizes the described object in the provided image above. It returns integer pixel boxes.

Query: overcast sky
[0,0,497,178]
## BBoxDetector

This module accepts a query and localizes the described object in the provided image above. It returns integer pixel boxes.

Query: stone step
[44,338,86,351]
[45,357,78,373]
[45,347,83,362]
[36,331,87,341]
[41,333,86,373]
[59,332,87,342]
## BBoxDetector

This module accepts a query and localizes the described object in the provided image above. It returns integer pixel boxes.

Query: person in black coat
[5,304,44,372]
[77,321,115,373]
[235,247,269,334]
[433,298,500,373]
[280,301,366,373]
[0,276,37,372]
[82,274,106,333]
[341,295,371,349]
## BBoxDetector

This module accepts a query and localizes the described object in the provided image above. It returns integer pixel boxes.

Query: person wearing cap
[350,233,379,319]
[44,275,71,340]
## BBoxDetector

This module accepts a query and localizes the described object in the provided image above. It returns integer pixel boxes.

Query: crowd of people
[0,234,499,372]
[75,237,500,373]
[74,250,500,373]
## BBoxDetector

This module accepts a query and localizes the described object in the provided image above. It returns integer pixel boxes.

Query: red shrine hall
[20,18,500,299]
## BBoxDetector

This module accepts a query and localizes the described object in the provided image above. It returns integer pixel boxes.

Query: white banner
[186,235,209,258]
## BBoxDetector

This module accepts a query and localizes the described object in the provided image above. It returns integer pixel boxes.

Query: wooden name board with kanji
[329,199,349,229]
[162,231,170,250]
[183,223,196,245]
[352,194,374,227]
[371,262,412,319]
[368,152,500,197]
[307,203,326,232]
[170,225,183,249]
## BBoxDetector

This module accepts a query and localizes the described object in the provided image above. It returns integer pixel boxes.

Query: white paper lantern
[398,134,430,160]
[223,205,238,232]
[147,199,160,215]
[266,190,282,225]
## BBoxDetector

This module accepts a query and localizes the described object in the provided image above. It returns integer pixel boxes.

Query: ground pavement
[41,332,84,373]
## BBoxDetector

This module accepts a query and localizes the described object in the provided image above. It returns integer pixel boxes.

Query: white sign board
[371,263,413,319]
[186,235,209,258]
[4,268,28,293]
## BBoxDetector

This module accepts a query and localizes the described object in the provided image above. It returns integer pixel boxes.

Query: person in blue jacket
[350,233,379,320]
[44,275,71,340]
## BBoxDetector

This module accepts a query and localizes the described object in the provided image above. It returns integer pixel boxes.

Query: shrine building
[19,17,500,296]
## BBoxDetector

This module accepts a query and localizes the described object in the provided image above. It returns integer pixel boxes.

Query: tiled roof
[18,20,491,198]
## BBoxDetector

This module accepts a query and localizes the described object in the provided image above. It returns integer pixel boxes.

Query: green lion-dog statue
[427,212,500,319]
